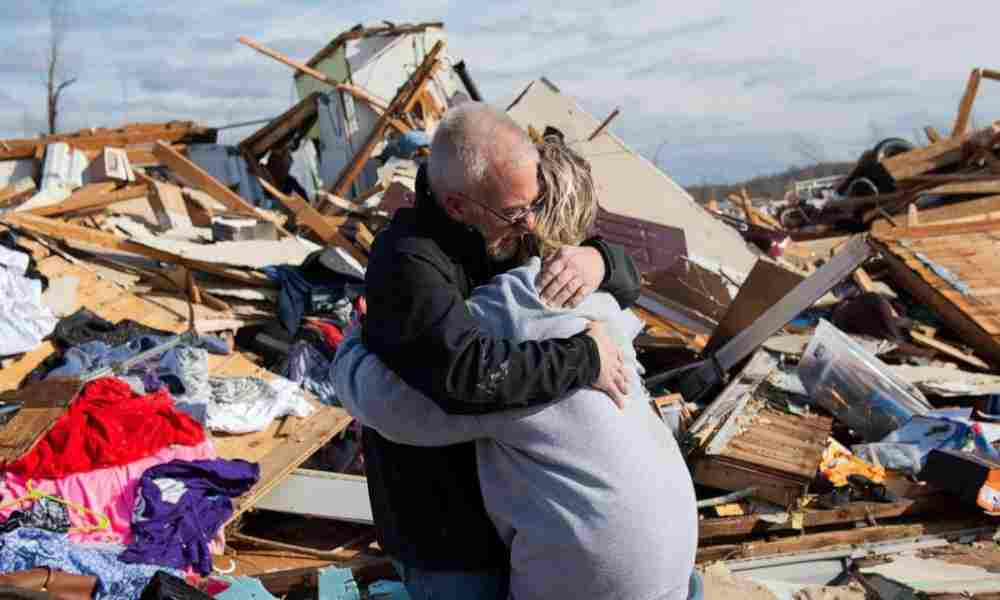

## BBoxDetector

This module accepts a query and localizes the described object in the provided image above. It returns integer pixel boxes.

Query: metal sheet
[256,468,373,525]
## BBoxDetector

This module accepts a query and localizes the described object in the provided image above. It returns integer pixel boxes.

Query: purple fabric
[120,459,259,575]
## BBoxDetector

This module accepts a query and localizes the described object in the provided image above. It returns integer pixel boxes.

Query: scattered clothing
[0,527,178,600]
[0,246,57,357]
[121,459,259,575]
[0,440,216,545]
[305,319,345,350]
[25,310,229,387]
[139,571,214,600]
[286,341,338,405]
[5,378,205,480]
[0,496,71,535]
[49,308,175,350]
[157,347,314,433]
[264,249,364,336]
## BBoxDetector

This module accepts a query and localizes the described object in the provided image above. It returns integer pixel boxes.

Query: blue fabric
[215,576,279,600]
[120,459,259,575]
[0,527,178,600]
[46,334,229,383]
[687,571,703,600]
[263,258,363,335]
[379,131,430,161]
[391,559,507,600]
[368,580,411,599]
[317,566,361,600]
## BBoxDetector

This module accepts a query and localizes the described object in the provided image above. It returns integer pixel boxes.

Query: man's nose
[518,210,538,232]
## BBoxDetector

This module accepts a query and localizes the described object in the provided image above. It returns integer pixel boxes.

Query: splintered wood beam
[952,68,983,138]
[257,176,366,264]
[0,122,216,161]
[881,122,1000,181]
[152,141,290,236]
[0,177,37,208]
[27,181,149,217]
[587,107,621,141]
[0,212,269,286]
[240,92,320,159]
[336,84,411,134]
[328,40,445,198]
[924,126,942,143]
[238,36,335,87]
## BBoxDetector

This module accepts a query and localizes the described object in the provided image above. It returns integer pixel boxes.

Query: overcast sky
[2,1,999,185]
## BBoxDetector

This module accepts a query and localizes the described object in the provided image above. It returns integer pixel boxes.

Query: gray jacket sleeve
[332,330,486,447]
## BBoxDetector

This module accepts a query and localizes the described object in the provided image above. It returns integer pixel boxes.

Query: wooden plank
[0,121,216,161]
[1,212,270,287]
[0,177,37,207]
[908,330,990,369]
[135,172,192,230]
[0,379,84,466]
[872,195,1000,235]
[240,92,320,160]
[918,179,1000,197]
[693,459,806,507]
[587,107,620,141]
[329,41,444,198]
[152,142,290,235]
[953,69,983,138]
[257,177,366,264]
[27,182,148,217]
[698,521,954,564]
[336,84,411,134]
[698,496,949,541]
[875,216,1000,241]
[881,122,1000,181]
[875,239,1000,365]
[704,258,804,354]
[238,36,335,87]
[925,126,942,143]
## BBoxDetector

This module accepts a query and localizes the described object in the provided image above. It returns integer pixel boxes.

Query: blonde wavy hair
[532,135,598,255]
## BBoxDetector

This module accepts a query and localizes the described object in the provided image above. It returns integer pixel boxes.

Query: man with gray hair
[360,102,642,598]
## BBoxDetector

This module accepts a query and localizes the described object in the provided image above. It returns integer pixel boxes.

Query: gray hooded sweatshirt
[333,258,697,600]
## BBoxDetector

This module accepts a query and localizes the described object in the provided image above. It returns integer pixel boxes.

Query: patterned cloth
[0,527,178,600]
[0,497,71,534]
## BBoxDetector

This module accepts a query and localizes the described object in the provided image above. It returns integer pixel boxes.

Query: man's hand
[538,246,606,308]
[586,321,628,410]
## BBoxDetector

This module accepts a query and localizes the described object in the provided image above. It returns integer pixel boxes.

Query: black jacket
[361,166,641,570]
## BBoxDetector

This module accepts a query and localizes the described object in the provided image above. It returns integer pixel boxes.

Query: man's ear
[441,193,466,222]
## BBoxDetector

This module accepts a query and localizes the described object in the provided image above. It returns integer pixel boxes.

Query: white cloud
[1,0,998,184]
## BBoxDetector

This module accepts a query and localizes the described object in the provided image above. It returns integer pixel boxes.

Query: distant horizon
[2,1,998,186]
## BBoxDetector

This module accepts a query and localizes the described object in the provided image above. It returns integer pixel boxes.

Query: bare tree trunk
[45,1,76,135]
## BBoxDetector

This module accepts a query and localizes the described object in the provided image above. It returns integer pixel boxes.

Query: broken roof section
[506,78,758,275]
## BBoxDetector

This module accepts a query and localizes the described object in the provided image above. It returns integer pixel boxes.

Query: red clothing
[5,377,204,479]
[305,319,345,350]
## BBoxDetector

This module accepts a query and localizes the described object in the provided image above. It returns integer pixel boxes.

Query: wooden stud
[239,92,320,160]
[0,178,38,208]
[257,177,367,264]
[27,182,149,217]
[587,107,620,141]
[328,41,445,198]
[152,141,291,236]
[0,121,215,162]
[881,122,1000,181]
[952,68,983,138]
[908,329,990,370]
[238,36,335,87]
[336,84,411,134]
[134,171,192,230]
[1,212,271,287]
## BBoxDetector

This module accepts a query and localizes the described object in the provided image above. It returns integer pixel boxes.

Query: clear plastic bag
[799,319,932,441]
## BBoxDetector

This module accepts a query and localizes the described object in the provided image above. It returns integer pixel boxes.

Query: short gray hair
[427,102,538,202]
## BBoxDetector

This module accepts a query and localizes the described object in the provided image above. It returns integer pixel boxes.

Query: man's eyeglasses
[464,194,545,227]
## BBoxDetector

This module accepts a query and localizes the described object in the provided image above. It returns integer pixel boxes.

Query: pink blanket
[0,440,217,545]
